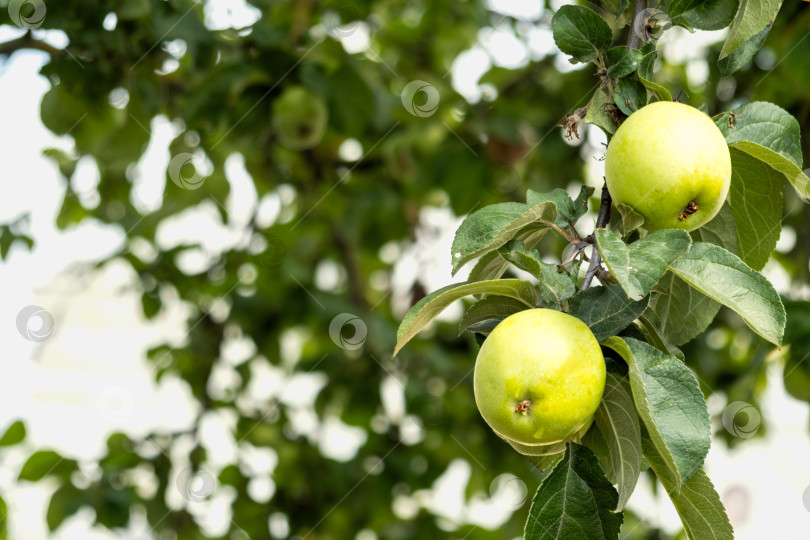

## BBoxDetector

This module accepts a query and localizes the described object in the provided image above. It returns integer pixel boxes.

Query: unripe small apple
[473,309,605,447]
[272,86,328,150]
[605,101,731,231]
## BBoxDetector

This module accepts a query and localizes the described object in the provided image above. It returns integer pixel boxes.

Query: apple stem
[579,181,612,291]
[627,0,648,49]
[578,0,645,293]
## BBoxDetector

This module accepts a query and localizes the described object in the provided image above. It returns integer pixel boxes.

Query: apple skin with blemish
[605,101,732,231]
[473,309,606,448]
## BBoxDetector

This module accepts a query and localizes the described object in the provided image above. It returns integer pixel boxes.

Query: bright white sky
[1,1,810,538]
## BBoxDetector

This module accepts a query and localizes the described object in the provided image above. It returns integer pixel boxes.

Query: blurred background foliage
[0,0,809,538]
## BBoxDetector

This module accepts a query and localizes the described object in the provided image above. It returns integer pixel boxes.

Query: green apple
[473,309,606,447]
[272,86,329,150]
[605,101,731,231]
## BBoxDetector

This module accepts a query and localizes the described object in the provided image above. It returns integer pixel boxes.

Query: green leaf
[605,46,643,78]
[468,229,550,282]
[648,272,722,346]
[551,5,614,63]
[585,87,619,135]
[610,202,645,237]
[595,228,692,300]
[602,337,710,486]
[498,240,578,308]
[458,296,527,336]
[613,79,647,116]
[691,202,738,254]
[643,438,734,540]
[580,423,612,475]
[587,0,629,19]
[731,142,808,200]
[718,23,771,75]
[394,280,537,356]
[594,374,642,511]
[716,101,805,170]
[719,0,781,59]
[717,99,810,200]
[46,484,87,531]
[527,186,593,228]
[637,43,657,81]
[0,420,26,446]
[525,443,623,540]
[571,186,594,221]
[727,148,784,270]
[526,452,565,476]
[19,450,78,482]
[568,285,649,341]
[636,313,685,360]
[637,75,673,102]
[468,250,511,282]
[498,239,545,277]
[537,264,579,309]
[451,201,556,275]
[668,242,786,345]
[668,0,704,17]
[680,0,739,31]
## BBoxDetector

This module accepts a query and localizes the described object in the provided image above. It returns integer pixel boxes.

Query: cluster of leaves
[1,0,809,538]
[394,177,786,537]
[394,0,808,537]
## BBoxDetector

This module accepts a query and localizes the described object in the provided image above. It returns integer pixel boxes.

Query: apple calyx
[678,200,699,222]
[515,400,531,415]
